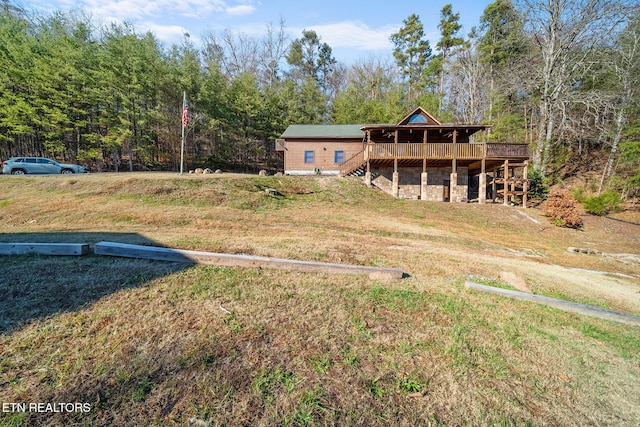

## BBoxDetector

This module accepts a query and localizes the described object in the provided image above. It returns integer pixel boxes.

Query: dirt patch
[499,271,531,292]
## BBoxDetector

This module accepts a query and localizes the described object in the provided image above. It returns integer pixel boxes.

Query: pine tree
[390,14,432,103]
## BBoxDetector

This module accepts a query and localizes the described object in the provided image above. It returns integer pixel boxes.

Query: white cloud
[171,0,228,19]
[80,0,164,22]
[226,5,256,16]
[139,21,198,45]
[304,21,398,51]
[40,0,258,48]
[53,0,252,23]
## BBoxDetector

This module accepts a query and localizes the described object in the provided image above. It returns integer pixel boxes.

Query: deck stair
[340,150,366,177]
[492,161,530,206]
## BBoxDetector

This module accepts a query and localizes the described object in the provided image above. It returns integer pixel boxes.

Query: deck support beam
[523,160,529,208]
[365,131,372,186]
[393,130,398,173]
[393,130,399,198]
[421,129,428,200]
[421,172,428,200]
[450,131,458,203]
[422,129,428,173]
[392,172,399,198]
[450,170,458,203]
[503,160,510,206]
[479,158,486,204]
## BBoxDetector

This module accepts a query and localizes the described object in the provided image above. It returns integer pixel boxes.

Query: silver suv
[1,157,88,175]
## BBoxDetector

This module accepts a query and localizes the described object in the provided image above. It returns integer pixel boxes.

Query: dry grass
[0,172,639,426]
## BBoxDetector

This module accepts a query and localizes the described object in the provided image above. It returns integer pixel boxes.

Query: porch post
[421,129,428,201]
[522,160,529,208]
[393,130,399,198]
[421,172,428,200]
[365,130,372,187]
[503,159,509,206]
[422,129,427,173]
[479,158,486,204]
[450,130,458,203]
[392,172,399,198]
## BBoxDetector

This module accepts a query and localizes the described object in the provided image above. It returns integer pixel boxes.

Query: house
[276,107,530,206]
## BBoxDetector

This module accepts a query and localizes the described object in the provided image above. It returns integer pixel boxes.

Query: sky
[31,0,494,64]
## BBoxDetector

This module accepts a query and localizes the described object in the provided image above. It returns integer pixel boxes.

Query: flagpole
[180,91,186,175]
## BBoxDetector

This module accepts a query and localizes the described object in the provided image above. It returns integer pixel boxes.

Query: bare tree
[600,17,640,191]
[332,56,405,124]
[448,41,489,124]
[349,56,401,101]
[515,0,636,175]
[221,29,260,78]
[202,22,291,87]
[259,18,290,88]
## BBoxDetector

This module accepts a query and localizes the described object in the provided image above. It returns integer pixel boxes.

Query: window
[304,150,314,163]
[408,113,428,123]
[334,150,345,163]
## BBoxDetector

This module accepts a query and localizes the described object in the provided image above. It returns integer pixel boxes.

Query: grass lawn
[1,172,639,426]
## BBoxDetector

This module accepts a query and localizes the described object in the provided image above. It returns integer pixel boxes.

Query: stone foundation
[371,166,469,202]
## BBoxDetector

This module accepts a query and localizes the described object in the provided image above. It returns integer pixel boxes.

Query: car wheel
[61,169,74,174]
[11,169,26,175]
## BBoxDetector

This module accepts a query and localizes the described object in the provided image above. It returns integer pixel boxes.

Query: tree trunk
[599,107,626,194]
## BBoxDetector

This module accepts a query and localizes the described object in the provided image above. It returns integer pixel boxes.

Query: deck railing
[486,143,529,158]
[339,150,366,176]
[366,143,528,161]
[368,143,484,160]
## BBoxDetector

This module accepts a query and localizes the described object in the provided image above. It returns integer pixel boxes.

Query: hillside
[1,173,639,426]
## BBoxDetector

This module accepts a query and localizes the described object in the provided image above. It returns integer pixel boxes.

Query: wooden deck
[366,143,528,161]
[485,143,530,159]
[340,143,529,176]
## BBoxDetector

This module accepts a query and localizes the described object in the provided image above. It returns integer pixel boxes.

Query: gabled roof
[397,106,442,126]
[280,108,489,140]
[281,124,365,138]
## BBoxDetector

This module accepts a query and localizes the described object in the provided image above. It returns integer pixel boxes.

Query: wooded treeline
[0,0,638,196]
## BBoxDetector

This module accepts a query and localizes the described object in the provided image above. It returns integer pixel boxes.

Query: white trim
[285,170,340,176]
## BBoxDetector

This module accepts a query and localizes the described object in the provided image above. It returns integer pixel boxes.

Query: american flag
[182,97,188,128]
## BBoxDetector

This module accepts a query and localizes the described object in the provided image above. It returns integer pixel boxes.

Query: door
[443,179,450,202]
[23,158,40,173]
[38,158,61,174]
